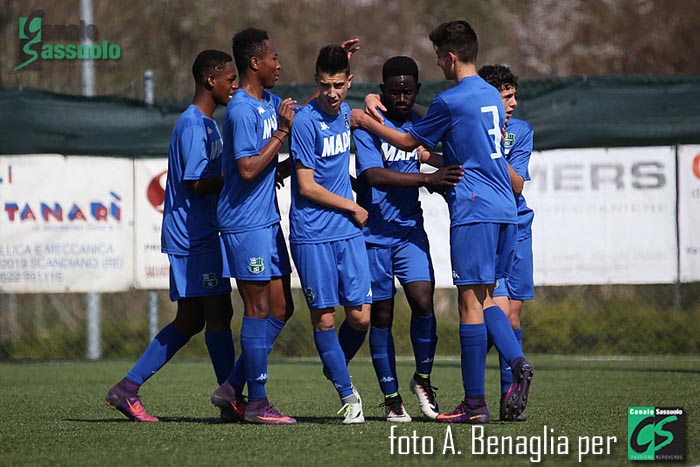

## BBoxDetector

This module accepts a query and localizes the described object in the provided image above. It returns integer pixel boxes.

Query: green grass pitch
[1,355,698,466]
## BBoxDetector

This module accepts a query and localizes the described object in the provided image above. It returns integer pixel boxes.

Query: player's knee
[370,307,393,328]
[348,311,370,331]
[410,295,434,317]
[174,316,205,337]
[312,311,336,332]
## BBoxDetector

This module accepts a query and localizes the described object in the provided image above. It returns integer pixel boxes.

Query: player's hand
[424,164,463,191]
[350,108,367,130]
[341,38,360,60]
[278,98,298,133]
[417,145,430,163]
[350,204,369,229]
[364,93,386,124]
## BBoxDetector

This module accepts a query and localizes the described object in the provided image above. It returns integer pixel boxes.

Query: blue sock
[127,323,190,385]
[500,327,523,394]
[338,320,367,365]
[459,323,487,398]
[205,329,235,385]
[388,328,397,384]
[241,316,268,400]
[267,315,286,351]
[411,313,437,376]
[227,355,245,390]
[484,306,523,364]
[226,316,286,391]
[370,326,398,396]
[314,329,353,399]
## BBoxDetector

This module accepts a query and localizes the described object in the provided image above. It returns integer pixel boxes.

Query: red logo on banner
[147,170,167,213]
[693,154,700,180]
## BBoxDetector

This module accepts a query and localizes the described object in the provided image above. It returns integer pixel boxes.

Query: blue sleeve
[353,128,383,176]
[180,124,210,181]
[409,96,451,148]
[290,113,317,170]
[509,123,534,182]
[230,104,260,159]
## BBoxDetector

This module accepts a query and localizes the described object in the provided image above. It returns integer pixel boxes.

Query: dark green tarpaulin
[2,75,699,155]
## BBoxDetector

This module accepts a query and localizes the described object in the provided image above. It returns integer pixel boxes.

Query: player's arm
[363,94,427,124]
[189,175,224,195]
[295,161,368,228]
[507,123,534,196]
[351,109,421,151]
[362,165,462,192]
[181,125,224,195]
[507,163,525,196]
[237,98,296,181]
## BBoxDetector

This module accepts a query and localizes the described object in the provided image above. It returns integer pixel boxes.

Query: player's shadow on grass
[437,360,700,375]
[66,416,228,424]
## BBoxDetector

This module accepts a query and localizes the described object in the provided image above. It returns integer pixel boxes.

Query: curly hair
[477,64,519,91]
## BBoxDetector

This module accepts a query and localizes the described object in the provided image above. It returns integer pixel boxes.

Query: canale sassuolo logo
[15,9,121,71]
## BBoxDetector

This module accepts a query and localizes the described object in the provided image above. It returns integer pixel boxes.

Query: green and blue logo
[15,9,121,71]
[628,406,684,461]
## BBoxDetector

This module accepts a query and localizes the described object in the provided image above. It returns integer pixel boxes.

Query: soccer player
[289,44,371,424]
[353,56,463,422]
[106,50,238,422]
[479,64,535,421]
[210,28,297,425]
[352,20,534,423]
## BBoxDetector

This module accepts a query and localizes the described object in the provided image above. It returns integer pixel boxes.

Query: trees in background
[2,0,698,99]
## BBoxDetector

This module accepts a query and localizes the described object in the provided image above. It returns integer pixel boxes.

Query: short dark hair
[232,28,269,74]
[478,64,519,91]
[192,50,233,86]
[315,44,349,75]
[429,20,478,64]
[382,56,419,82]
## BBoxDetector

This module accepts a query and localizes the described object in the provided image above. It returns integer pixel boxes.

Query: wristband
[272,135,284,144]
[277,128,290,136]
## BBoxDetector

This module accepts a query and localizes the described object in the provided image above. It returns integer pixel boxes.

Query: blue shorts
[291,235,372,309]
[366,227,434,301]
[220,223,291,281]
[168,250,232,301]
[494,233,534,300]
[450,222,516,286]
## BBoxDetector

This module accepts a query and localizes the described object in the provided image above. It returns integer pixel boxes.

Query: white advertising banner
[525,146,677,285]
[419,188,452,287]
[678,145,700,282]
[133,157,169,289]
[0,154,133,292]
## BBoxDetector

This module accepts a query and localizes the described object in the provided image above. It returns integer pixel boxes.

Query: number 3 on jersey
[481,105,503,160]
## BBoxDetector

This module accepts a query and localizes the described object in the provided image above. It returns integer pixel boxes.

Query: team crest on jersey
[343,112,350,128]
[201,272,218,289]
[248,257,265,274]
[304,287,315,304]
[319,121,330,131]
[504,132,515,149]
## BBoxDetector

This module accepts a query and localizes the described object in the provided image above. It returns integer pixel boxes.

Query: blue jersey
[161,104,223,255]
[410,75,516,226]
[504,117,534,233]
[289,100,358,244]
[354,111,424,246]
[217,89,282,233]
